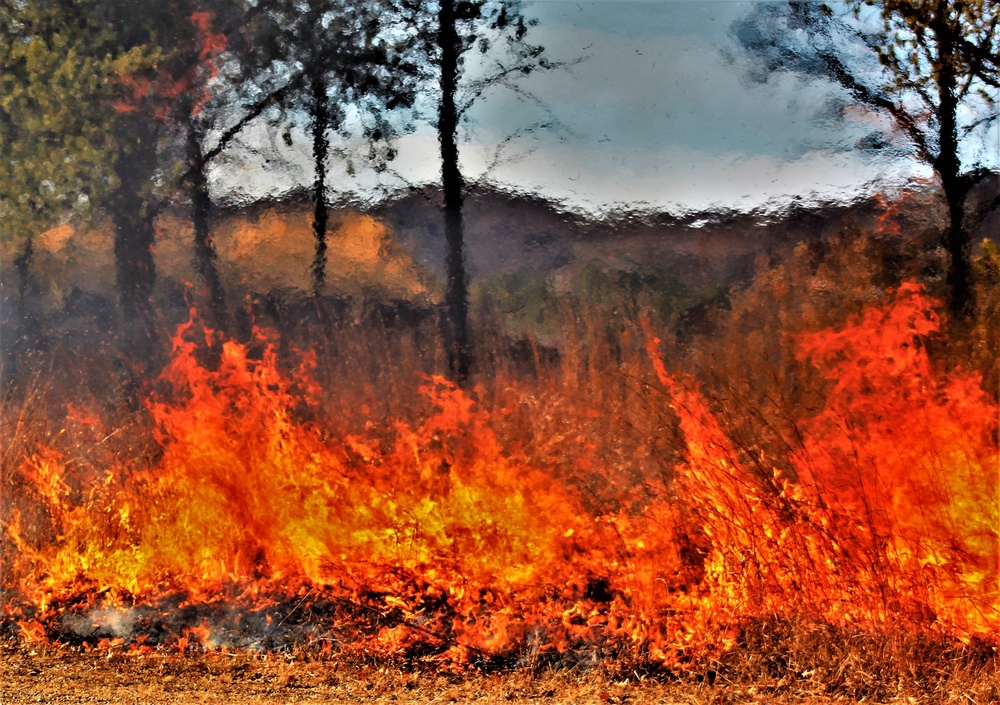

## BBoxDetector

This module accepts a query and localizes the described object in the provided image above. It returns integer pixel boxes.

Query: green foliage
[575,265,701,322]
[0,2,119,259]
[973,238,1000,284]
[476,271,560,340]
[970,238,1000,388]
[0,0,228,262]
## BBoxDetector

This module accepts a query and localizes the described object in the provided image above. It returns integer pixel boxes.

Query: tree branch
[201,72,305,166]
[816,48,934,162]
[457,56,584,119]
[957,12,1000,82]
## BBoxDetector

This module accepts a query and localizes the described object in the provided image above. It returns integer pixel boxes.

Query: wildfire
[3,284,997,665]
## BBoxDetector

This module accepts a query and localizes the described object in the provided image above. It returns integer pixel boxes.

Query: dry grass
[1,634,995,704]
[2,227,1000,701]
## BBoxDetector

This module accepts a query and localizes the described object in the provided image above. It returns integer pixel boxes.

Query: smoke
[64,608,140,640]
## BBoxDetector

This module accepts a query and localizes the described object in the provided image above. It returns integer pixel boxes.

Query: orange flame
[3,284,997,663]
[652,283,998,637]
[114,12,227,119]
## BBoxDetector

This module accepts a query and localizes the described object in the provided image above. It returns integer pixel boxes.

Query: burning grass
[1,251,998,697]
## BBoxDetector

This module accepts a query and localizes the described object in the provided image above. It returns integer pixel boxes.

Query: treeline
[2,1,999,386]
[1,0,550,381]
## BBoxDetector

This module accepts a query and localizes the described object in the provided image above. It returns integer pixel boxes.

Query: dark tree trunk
[13,235,33,324]
[310,70,330,299]
[438,0,472,384]
[187,116,229,332]
[188,119,227,330]
[111,114,159,367]
[11,235,38,365]
[933,7,972,321]
[942,179,971,320]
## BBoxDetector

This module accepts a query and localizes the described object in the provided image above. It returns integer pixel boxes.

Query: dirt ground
[0,644,952,705]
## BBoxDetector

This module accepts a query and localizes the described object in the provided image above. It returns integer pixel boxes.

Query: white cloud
[468,141,922,215]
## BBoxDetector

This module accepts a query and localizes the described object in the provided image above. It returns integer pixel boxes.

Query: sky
[209,1,999,217]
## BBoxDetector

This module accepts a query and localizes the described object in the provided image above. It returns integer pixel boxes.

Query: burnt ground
[0,643,988,705]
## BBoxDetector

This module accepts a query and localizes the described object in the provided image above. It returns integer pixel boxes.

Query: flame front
[4,284,997,664]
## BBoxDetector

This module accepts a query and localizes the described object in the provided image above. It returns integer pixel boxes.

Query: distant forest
[2,1,998,382]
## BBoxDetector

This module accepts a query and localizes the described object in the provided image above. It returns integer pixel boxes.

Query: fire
[3,284,997,664]
[792,283,998,632]
[653,283,999,637]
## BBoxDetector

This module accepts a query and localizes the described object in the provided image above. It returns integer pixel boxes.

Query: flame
[3,284,997,663]
[651,283,998,637]
[114,12,226,119]
[792,283,999,632]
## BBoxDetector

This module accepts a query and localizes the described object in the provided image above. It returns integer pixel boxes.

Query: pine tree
[420,0,550,383]
[241,0,421,300]
[734,1,1000,319]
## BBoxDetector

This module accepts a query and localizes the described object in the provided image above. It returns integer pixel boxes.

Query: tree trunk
[187,116,229,332]
[13,234,34,329]
[933,6,972,321]
[310,70,330,299]
[438,0,472,384]
[942,179,971,320]
[8,235,38,377]
[111,114,159,367]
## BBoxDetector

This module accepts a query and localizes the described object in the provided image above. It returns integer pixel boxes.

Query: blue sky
[210,1,997,216]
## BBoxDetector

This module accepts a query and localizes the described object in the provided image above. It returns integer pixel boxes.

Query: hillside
[374,184,950,288]
[8,180,995,326]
